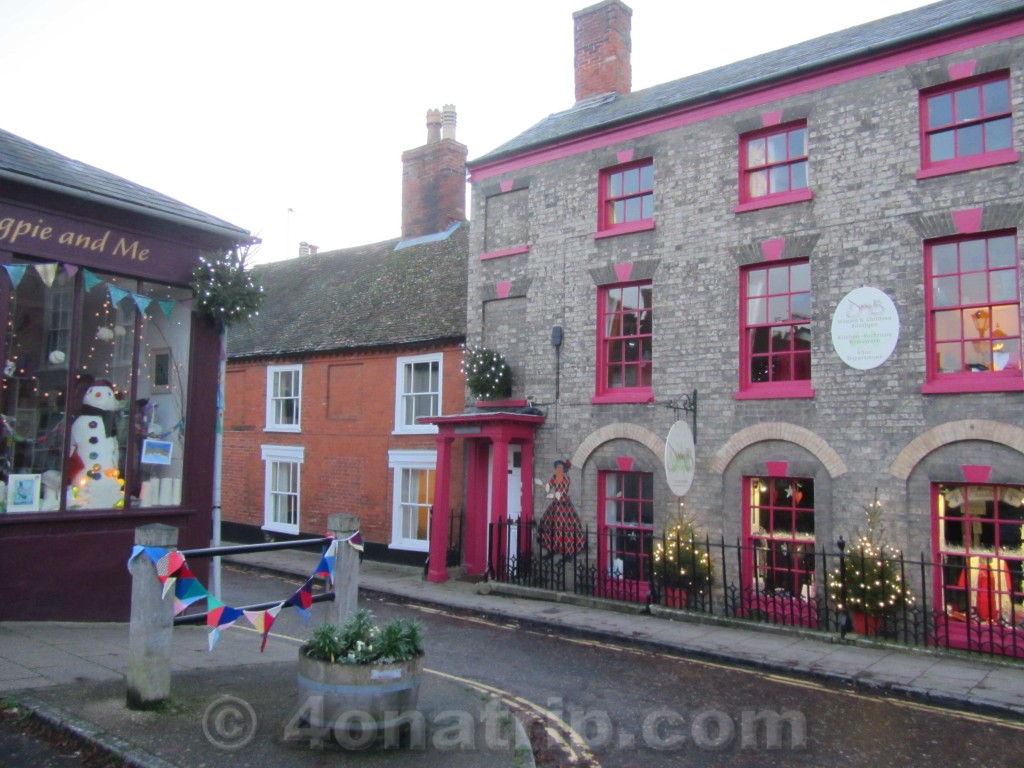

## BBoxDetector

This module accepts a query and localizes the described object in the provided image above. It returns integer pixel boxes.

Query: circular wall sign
[664,420,695,496]
[830,286,900,370]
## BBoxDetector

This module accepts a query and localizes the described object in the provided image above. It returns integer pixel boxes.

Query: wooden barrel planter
[297,649,424,743]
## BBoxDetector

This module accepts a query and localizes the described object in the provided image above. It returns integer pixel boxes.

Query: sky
[1,0,936,265]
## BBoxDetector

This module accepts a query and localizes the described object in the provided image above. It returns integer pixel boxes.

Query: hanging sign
[664,420,695,496]
[831,286,900,370]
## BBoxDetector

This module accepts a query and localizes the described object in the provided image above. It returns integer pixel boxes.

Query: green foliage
[304,609,424,665]
[652,514,714,591]
[461,344,512,400]
[828,491,915,615]
[190,245,264,328]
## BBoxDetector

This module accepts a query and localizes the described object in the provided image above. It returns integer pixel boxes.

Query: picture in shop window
[938,484,1024,626]
[0,261,191,512]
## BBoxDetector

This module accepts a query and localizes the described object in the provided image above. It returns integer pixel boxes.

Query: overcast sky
[1,0,934,264]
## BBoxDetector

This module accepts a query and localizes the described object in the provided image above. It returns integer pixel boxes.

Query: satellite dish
[664,420,695,496]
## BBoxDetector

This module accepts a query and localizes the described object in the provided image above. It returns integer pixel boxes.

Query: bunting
[126,535,344,652]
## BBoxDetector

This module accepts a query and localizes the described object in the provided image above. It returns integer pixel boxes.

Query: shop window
[745,476,817,626]
[738,260,812,398]
[936,483,1023,631]
[594,281,653,403]
[266,364,302,431]
[924,231,1024,393]
[597,159,655,237]
[599,470,654,598]
[919,73,1018,178]
[388,450,436,552]
[736,122,812,212]
[261,445,303,534]
[0,261,191,513]
[394,353,441,434]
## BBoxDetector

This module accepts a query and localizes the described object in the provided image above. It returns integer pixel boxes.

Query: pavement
[1,544,1023,767]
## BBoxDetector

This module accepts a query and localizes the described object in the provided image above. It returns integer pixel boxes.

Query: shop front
[0,130,251,620]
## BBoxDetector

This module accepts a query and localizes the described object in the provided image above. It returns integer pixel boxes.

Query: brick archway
[889,419,1024,480]
[571,422,665,469]
[709,422,847,477]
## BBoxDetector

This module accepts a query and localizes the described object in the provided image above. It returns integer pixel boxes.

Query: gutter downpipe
[210,326,226,599]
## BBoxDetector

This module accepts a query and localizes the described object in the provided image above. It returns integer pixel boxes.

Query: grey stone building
[445,0,1024,653]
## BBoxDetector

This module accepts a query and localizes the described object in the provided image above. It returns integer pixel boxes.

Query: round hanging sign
[830,286,900,370]
[664,420,695,497]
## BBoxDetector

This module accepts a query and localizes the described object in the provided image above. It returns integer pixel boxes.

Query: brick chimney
[401,104,468,239]
[573,0,632,103]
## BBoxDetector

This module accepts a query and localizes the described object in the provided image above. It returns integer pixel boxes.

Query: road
[219,564,1023,768]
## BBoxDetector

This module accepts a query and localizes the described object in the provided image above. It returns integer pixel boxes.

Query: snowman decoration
[65,380,125,509]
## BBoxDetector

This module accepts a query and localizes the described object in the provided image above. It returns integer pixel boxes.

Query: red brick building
[222,108,468,565]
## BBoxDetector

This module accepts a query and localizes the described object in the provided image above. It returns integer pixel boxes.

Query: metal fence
[487,519,1024,661]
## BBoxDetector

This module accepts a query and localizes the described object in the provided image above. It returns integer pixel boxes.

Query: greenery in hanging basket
[190,245,264,327]
[461,343,512,400]
[827,491,915,616]
[303,609,424,665]
[652,513,714,591]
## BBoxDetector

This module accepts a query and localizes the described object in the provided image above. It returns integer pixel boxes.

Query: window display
[1,261,191,512]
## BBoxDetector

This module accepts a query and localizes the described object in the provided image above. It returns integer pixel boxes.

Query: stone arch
[890,419,1024,480]
[571,422,665,469]
[708,422,848,477]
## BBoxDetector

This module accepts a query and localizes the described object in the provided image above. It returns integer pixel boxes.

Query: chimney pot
[426,109,442,144]
[441,104,457,141]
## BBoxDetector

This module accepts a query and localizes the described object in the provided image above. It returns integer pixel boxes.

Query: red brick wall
[573,0,632,102]
[222,344,465,550]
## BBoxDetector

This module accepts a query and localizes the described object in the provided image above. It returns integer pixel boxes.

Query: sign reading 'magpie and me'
[830,286,900,370]
[0,203,199,284]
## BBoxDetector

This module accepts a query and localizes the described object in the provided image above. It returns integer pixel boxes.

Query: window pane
[792,292,811,319]
[767,266,789,294]
[746,297,766,325]
[791,161,808,190]
[930,130,955,162]
[960,272,987,304]
[768,296,789,323]
[769,165,789,193]
[747,269,767,297]
[748,170,768,198]
[747,137,766,167]
[982,80,1010,115]
[985,118,1012,151]
[927,93,953,128]
[767,133,788,163]
[640,193,654,220]
[990,269,1017,303]
[955,86,981,122]
[624,196,641,221]
[622,168,639,195]
[958,124,983,156]
[934,310,961,341]
[931,243,958,275]
[989,236,1016,268]
[960,239,986,271]
[933,275,959,307]
[789,128,807,158]
[791,262,810,292]
[611,200,624,225]
[639,163,654,191]
[608,173,622,197]
[936,341,962,373]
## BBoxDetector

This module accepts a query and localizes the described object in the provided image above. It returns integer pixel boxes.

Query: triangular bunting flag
[108,284,130,307]
[83,269,103,291]
[284,578,315,620]
[345,531,364,552]
[34,263,58,287]
[3,264,27,289]
[157,299,177,319]
[64,264,79,277]
[208,627,222,651]
[155,550,185,579]
[131,293,152,314]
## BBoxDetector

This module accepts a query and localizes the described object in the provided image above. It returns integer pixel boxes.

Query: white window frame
[266,364,302,432]
[388,449,436,552]
[261,444,304,535]
[393,353,442,434]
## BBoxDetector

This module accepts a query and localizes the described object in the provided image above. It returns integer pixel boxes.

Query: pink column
[489,437,510,578]
[427,434,454,583]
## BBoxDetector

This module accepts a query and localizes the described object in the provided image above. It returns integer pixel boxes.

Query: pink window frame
[593,280,654,404]
[922,230,1024,394]
[597,469,655,597]
[932,482,1024,654]
[742,475,818,627]
[597,159,655,237]
[917,71,1019,180]
[735,121,813,213]
[736,258,814,400]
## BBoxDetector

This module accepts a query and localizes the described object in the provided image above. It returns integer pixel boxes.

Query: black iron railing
[488,519,1024,661]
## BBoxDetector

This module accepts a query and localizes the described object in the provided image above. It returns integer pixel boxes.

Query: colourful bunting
[108,284,130,307]
[3,264,27,288]
[34,263,58,287]
[83,269,103,291]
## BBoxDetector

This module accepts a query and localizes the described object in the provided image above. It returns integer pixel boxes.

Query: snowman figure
[65,380,125,509]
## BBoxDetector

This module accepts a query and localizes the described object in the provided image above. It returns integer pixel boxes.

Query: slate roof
[0,127,250,241]
[227,223,468,359]
[471,0,1024,166]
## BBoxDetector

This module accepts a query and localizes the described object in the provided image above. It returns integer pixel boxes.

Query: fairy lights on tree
[190,245,264,328]
[461,343,512,400]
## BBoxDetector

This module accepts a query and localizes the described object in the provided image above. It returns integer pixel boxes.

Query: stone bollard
[326,513,360,626]
[126,523,178,709]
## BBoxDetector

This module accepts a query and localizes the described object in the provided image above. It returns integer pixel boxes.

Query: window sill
[922,375,1024,394]
[591,390,654,405]
[917,149,1019,180]
[389,540,429,553]
[262,523,299,536]
[394,425,439,435]
[480,245,530,261]
[594,219,656,240]
[474,399,528,409]
[734,385,815,400]
[734,188,813,214]
[264,425,301,433]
